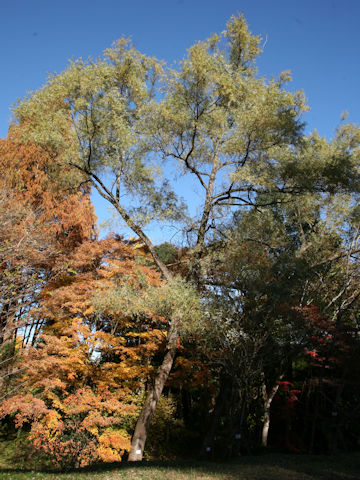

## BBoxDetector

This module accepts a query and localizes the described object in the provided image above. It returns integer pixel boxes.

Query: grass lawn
[0,453,359,480]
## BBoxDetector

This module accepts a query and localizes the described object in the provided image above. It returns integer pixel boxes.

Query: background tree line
[0,14,359,469]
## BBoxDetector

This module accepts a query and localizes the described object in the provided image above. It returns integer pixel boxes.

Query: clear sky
[1,0,359,241]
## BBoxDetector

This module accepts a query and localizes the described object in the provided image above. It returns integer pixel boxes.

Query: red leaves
[277,381,295,394]
[307,350,318,358]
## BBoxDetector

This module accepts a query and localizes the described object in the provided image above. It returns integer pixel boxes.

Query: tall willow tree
[12,15,359,460]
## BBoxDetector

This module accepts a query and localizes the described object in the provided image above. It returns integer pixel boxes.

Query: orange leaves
[0,117,173,467]
[0,394,49,428]
[1,383,137,468]
[0,124,98,352]
[0,127,96,252]
[0,206,167,467]
[170,355,210,389]
[98,431,130,462]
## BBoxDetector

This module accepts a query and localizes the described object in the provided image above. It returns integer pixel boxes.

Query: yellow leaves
[279,70,292,84]
[99,430,130,449]
[127,237,148,255]
[14,335,23,352]
[96,426,132,462]
[44,410,61,430]
[94,330,126,347]
[0,227,167,466]
[175,356,194,370]
[83,305,95,315]
[126,328,165,340]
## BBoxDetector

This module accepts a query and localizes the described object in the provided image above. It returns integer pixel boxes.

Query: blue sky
[1,0,359,241]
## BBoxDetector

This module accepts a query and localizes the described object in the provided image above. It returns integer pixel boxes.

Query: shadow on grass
[0,453,359,479]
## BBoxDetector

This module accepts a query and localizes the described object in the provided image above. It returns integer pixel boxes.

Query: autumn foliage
[0,228,171,467]
[0,124,171,466]
[0,126,96,353]
[1,13,360,469]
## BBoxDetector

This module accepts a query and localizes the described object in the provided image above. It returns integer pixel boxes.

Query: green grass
[0,453,359,480]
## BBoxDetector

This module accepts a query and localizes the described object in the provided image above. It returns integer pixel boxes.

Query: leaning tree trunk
[128,325,178,461]
[86,170,213,461]
[85,174,180,461]
[261,375,282,448]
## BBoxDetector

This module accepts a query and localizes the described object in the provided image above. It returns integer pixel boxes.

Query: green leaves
[225,14,262,69]
[13,39,177,224]
[93,271,203,338]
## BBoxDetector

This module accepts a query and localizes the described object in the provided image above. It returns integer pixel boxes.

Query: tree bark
[261,375,282,448]
[261,402,271,448]
[186,156,219,286]
[128,324,178,461]
[76,160,216,461]
[86,172,180,461]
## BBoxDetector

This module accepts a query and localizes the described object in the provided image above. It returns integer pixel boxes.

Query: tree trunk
[128,324,178,461]
[86,169,214,461]
[261,375,282,448]
[0,301,12,346]
[84,173,181,461]
[225,390,247,459]
[261,403,271,448]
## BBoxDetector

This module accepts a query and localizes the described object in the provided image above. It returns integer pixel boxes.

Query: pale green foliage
[225,14,262,68]
[93,275,203,337]
[141,14,311,242]
[14,38,184,226]
[276,127,360,195]
[141,276,204,336]
[13,14,360,240]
